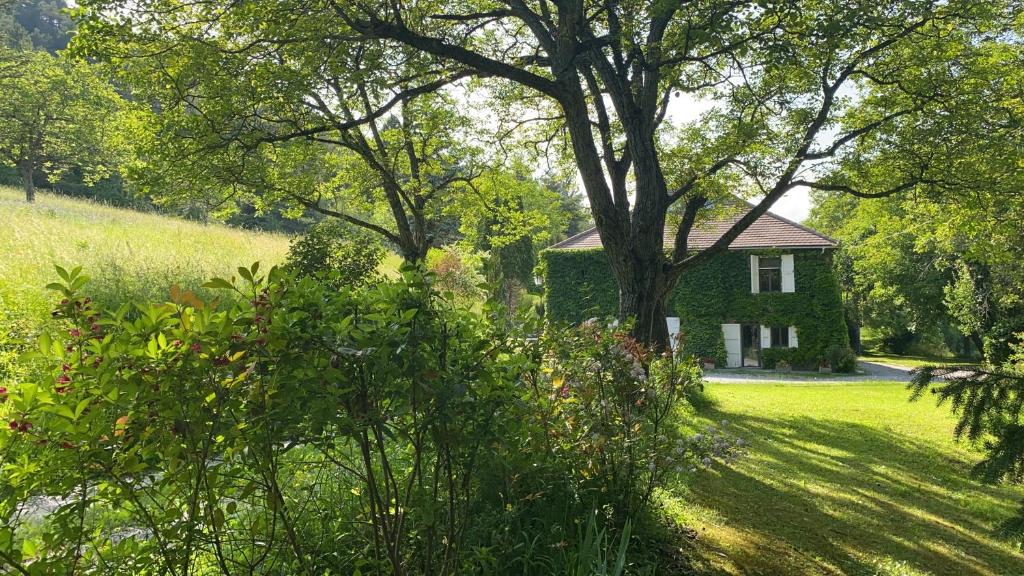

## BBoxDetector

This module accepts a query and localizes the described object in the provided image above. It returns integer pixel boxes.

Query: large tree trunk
[20,163,35,203]
[618,282,672,350]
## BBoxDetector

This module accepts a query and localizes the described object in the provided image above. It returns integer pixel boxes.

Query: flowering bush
[522,320,743,522]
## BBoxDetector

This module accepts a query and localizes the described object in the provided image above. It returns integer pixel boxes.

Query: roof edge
[736,198,838,246]
[548,227,599,250]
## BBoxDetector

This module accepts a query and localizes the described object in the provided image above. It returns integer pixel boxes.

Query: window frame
[770,325,790,348]
[758,257,783,293]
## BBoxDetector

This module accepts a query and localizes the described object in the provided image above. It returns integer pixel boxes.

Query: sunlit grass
[672,381,1024,576]
[0,186,291,338]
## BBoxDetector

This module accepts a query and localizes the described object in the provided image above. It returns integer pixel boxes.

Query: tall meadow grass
[0,186,291,384]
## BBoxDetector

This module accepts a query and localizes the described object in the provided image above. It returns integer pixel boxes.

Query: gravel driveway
[704,360,913,384]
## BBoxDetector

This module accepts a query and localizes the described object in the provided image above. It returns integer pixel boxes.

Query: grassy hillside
[0,186,291,341]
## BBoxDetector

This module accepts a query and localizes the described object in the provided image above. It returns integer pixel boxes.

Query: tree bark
[20,163,34,203]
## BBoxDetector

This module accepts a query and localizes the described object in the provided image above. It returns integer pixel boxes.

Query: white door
[722,323,741,368]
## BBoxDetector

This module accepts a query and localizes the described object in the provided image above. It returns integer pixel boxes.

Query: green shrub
[283,219,384,288]
[0,265,742,575]
[826,344,858,373]
[426,245,484,301]
[762,347,797,370]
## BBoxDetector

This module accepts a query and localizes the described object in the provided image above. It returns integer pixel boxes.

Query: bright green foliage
[0,264,730,574]
[0,50,124,202]
[70,4,565,262]
[282,219,384,290]
[541,249,849,369]
[68,0,1022,347]
[808,22,1024,360]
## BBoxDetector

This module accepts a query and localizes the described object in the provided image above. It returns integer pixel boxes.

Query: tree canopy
[0,49,124,202]
[72,0,1024,344]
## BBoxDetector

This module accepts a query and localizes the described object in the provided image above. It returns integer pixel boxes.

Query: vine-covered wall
[540,248,849,368]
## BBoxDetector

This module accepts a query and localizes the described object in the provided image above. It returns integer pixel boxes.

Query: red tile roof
[549,201,837,250]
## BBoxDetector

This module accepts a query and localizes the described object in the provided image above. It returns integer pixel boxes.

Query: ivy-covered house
[540,202,849,369]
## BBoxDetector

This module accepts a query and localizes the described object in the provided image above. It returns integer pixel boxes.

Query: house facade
[540,203,849,369]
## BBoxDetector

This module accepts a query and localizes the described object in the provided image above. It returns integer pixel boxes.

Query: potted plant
[818,359,832,373]
[777,359,792,372]
[701,356,717,370]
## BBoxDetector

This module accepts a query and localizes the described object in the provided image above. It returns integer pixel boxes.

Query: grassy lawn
[671,381,1024,576]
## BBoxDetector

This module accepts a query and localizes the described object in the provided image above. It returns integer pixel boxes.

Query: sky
[664,93,814,223]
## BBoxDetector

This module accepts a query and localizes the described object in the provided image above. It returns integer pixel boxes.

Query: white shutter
[789,326,799,348]
[761,325,772,349]
[781,254,795,293]
[750,255,760,294]
[666,317,681,349]
[722,324,741,368]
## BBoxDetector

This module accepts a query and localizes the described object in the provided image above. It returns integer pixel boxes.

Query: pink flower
[8,420,17,430]
[91,323,101,333]
[0,387,7,395]
[559,385,570,399]
[69,328,81,338]
[190,343,201,353]
[57,374,71,384]
[62,363,71,372]
[172,339,183,348]
[18,421,31,432]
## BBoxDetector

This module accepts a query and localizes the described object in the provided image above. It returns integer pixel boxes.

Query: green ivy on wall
[540,248,850,369]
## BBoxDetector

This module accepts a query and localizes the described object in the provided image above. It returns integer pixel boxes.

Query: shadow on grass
[679,408,1024,576]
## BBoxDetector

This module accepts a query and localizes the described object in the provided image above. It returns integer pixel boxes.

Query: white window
[666,317,681,349]
[750,254,796,294]
[762,325,798,349]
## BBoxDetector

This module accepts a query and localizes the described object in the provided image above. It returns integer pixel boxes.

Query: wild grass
[672,381,1024,576]
[0,185,291,341]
